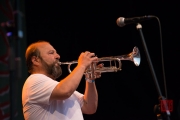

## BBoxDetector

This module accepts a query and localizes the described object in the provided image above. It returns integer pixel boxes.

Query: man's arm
[81,81,98,114]
[50,51,98,100]
[81,64,103,114]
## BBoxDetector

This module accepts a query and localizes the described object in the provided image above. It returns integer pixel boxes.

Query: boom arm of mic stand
[136,23,170,120]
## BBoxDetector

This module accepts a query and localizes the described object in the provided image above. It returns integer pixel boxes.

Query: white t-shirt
[22,74,84,120]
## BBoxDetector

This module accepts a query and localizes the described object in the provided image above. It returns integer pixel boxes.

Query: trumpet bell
[114,46,140,66]
[131,46,140,66]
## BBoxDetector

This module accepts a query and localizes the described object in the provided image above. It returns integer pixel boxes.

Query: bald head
[25,40,50,73]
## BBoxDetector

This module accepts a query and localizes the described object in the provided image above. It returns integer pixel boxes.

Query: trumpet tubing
[59,46,141,79]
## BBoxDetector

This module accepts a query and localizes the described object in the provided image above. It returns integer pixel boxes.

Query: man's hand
[85,63,104,80]
[78,51,98,69]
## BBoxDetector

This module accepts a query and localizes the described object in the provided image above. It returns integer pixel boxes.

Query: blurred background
[0,0,179,120]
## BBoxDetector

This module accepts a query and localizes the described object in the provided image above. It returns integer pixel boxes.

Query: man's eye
[49,52,54,54]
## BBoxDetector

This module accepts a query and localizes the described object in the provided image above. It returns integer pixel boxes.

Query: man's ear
[31,56,40,65]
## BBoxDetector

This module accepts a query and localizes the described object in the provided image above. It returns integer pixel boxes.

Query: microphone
[116,15,155,27]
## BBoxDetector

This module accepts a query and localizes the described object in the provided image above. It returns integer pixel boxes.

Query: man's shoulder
[24,74,54,86]
[27,74,51,81]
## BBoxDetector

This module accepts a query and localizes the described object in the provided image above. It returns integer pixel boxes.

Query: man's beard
[41,58,62,79]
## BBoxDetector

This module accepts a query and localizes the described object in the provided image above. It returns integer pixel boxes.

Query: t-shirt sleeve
[74,91,84,108]
[27,74,59,105]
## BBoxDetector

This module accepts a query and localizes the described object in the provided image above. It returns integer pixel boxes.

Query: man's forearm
[82,81,98,114]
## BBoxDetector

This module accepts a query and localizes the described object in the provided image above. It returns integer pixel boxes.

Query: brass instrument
[59,46,140,78]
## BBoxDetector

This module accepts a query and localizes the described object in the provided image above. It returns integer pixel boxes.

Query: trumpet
[59,46,140,78]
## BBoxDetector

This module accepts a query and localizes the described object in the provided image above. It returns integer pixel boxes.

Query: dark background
[24,1,180,120]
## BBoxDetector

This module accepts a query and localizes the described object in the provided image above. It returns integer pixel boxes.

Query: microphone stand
[135,23,170,120]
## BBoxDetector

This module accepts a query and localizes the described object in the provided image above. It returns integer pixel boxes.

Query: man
[22,40,101,120]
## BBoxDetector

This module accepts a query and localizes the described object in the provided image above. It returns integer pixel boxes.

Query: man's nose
[56,53,60,59]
